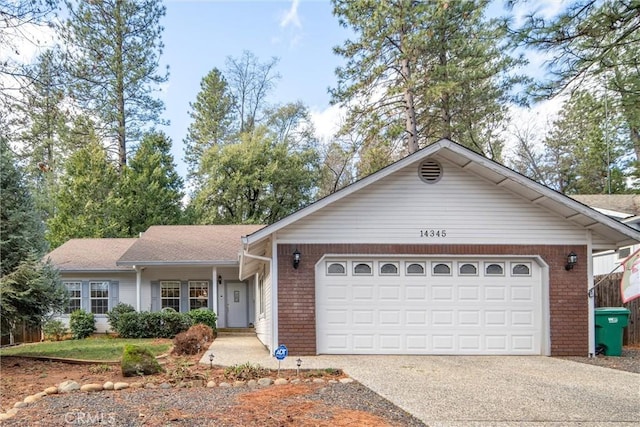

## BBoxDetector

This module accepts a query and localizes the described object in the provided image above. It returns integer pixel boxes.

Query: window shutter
[81,281,90,312]
[151,281,160,312]
[180,281,188,313]
[109,281,119,311]
[208,281,213,310]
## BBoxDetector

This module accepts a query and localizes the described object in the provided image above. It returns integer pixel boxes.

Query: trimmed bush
[187,308,217,332]
[173,323,214,355]
[106,303,135,333]
[69,309,95,339]
[121,344,163,377]
[116,311,193,338]
[43,319,68,341]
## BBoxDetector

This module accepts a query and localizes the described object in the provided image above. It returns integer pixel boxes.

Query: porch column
[212,266,218,315]
[135,266,142,311]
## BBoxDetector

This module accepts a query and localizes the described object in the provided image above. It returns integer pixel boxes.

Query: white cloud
[310,103,345,144]
[279,0,301,29]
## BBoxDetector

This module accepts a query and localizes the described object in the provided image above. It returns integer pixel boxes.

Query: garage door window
[511,263,531,276]
[380,262,399,275]
[353,262,373,275]
[327,262,346,275]
[458,262,478,276]
[485,263,504,276]
[432,262,452,275]
[406,262,425,275]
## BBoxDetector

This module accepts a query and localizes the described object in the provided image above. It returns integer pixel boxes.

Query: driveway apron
[203,336,640,426]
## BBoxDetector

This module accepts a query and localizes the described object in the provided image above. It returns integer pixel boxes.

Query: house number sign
[420,229,447,237]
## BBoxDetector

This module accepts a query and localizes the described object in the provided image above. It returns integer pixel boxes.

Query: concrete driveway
[204,336,640,426]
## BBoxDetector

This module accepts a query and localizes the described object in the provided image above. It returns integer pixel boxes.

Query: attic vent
[418,159,442,183]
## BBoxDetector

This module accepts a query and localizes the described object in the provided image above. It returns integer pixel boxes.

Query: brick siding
[277,243,588,356]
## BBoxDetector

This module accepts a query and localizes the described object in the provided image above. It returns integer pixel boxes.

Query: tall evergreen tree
[331,0,527,173]
[118,131,184,236]
[60,0,168,169]
[46,138,120,248]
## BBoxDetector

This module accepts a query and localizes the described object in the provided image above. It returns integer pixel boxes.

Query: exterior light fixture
[293,248,301,269]
[565,252,578,270]
[218,275,222,285]
[208,353,215,368]
[296,358,302,376]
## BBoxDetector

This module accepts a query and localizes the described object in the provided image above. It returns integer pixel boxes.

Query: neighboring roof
[117,225,264,266]
[46,238,136,272]
[570,195,640,217]
[243,139,640,249]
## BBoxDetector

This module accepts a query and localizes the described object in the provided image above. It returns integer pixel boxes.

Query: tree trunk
[115,0,127,170]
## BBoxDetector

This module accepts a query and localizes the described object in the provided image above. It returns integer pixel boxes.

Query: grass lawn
[0,337,172,361]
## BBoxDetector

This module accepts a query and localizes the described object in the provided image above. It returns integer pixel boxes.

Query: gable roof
[570,194,640,217]
[117,225,264,266]
[243,139,640,249]
[46,238,136,273]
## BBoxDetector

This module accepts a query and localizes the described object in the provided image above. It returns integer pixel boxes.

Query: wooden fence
[594,272,640,345]
[0,322,42,346]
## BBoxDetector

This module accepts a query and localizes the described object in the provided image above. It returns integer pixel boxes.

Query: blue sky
[161,0,350,178]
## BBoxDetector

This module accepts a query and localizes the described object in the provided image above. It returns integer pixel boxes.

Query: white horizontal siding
[278,158,587,245]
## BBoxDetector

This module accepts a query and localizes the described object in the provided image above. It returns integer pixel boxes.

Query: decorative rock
[24,394,43,404]
[80,383,103,392]
[274,378,288,386]
[206,380,216,388]
[114,382,129,390]
[44,386,59,395]
[328,379,338,384]
[233,381,245,388]
[144,383,158,389]
[290,378,301,385]
[339,378,354,384]
[257,378,273,386]
[0,412,15,421]
[58,380,80,393]
[130,382,144,389]
[247,380,258,388]
[219,382,231,388]
[159,383,172,389]
[312,378,325,384]
[103,381,114,390]
[13,402,28,409]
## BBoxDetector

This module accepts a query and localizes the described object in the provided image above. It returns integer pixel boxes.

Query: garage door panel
[317,257,543,355]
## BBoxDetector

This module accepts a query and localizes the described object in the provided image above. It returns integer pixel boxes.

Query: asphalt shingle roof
[570,194,640,216]
[46,238,137,272]
[117,225,264,265]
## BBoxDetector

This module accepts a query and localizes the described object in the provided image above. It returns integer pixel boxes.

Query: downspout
[134,266,142,311]
[271,237,278,354]
[587,231,595,357]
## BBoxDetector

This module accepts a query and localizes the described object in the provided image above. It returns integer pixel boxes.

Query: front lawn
[0,337,172,361]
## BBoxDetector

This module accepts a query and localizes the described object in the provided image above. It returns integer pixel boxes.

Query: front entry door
[226,282,248,327]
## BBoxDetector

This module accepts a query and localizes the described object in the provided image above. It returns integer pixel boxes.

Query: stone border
[0,376,354,421]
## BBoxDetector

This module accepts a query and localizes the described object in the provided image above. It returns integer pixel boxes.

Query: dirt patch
[559,345,640,374]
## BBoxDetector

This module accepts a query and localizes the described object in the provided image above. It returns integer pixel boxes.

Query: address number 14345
[420,229,447,237]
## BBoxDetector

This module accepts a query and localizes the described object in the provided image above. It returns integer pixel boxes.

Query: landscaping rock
[130,382,144,389]
[274,378,288,385]
[233,381,245,387]
[13,402,27,409]
[23,394,42,404]
[257,378,273,386]
[206,380,216,388]
[291,378,301,384]
[0,409,17,421]
[247,380,257,388]
[113,382,129,390]
[121,344,163,377]
[103,381,114,390]
[313,378,325,384]
[159,383,172,389]
[44,386,58,395]
[144,383,158,389]
[219,382,231,388]
[339,378,354,384]
[58,380,80,393]
[80,383,103,392]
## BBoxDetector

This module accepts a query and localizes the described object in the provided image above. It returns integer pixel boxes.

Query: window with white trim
[406,262,425,275]
[459,262,478,276]
[189,281,208,310]
[327,262,346,275]
[485,263,504,276]
[64,282,82,314]
[432,262,452,275]
[258,274,265,315]
[161,281,181,311]
[90,281,109,314]
[618,247,631,259]
[380,262,399,275]
[511,263,531,276]
[353,262,373,275]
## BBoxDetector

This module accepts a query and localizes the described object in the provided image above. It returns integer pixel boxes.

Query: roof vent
[418,159,442,183]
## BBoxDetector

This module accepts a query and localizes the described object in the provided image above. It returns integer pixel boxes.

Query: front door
[226,282,248,327]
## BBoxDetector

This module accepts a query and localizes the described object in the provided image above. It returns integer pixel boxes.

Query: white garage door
[316,258,544,355]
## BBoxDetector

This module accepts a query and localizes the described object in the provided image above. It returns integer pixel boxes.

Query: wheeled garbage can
[594,307,630,356]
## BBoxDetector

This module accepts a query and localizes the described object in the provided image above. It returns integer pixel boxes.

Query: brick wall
[277,243,588,356]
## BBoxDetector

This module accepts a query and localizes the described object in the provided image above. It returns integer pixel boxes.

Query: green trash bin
[594,307,630,356]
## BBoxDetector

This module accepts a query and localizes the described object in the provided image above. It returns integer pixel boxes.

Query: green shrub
[187,308,217,332]
[224,362,268,381]
[43,319,68,341]
[69,310,96,339]
[106,303,135,333]
[116,311,192,338]
[121,344,163,377]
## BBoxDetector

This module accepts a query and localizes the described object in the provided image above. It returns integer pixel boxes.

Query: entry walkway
[200,335,640,426]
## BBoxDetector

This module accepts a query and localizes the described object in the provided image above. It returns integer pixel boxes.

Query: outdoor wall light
[293,248,301,269]
[565,252,578,270]
[218,275,222,285]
